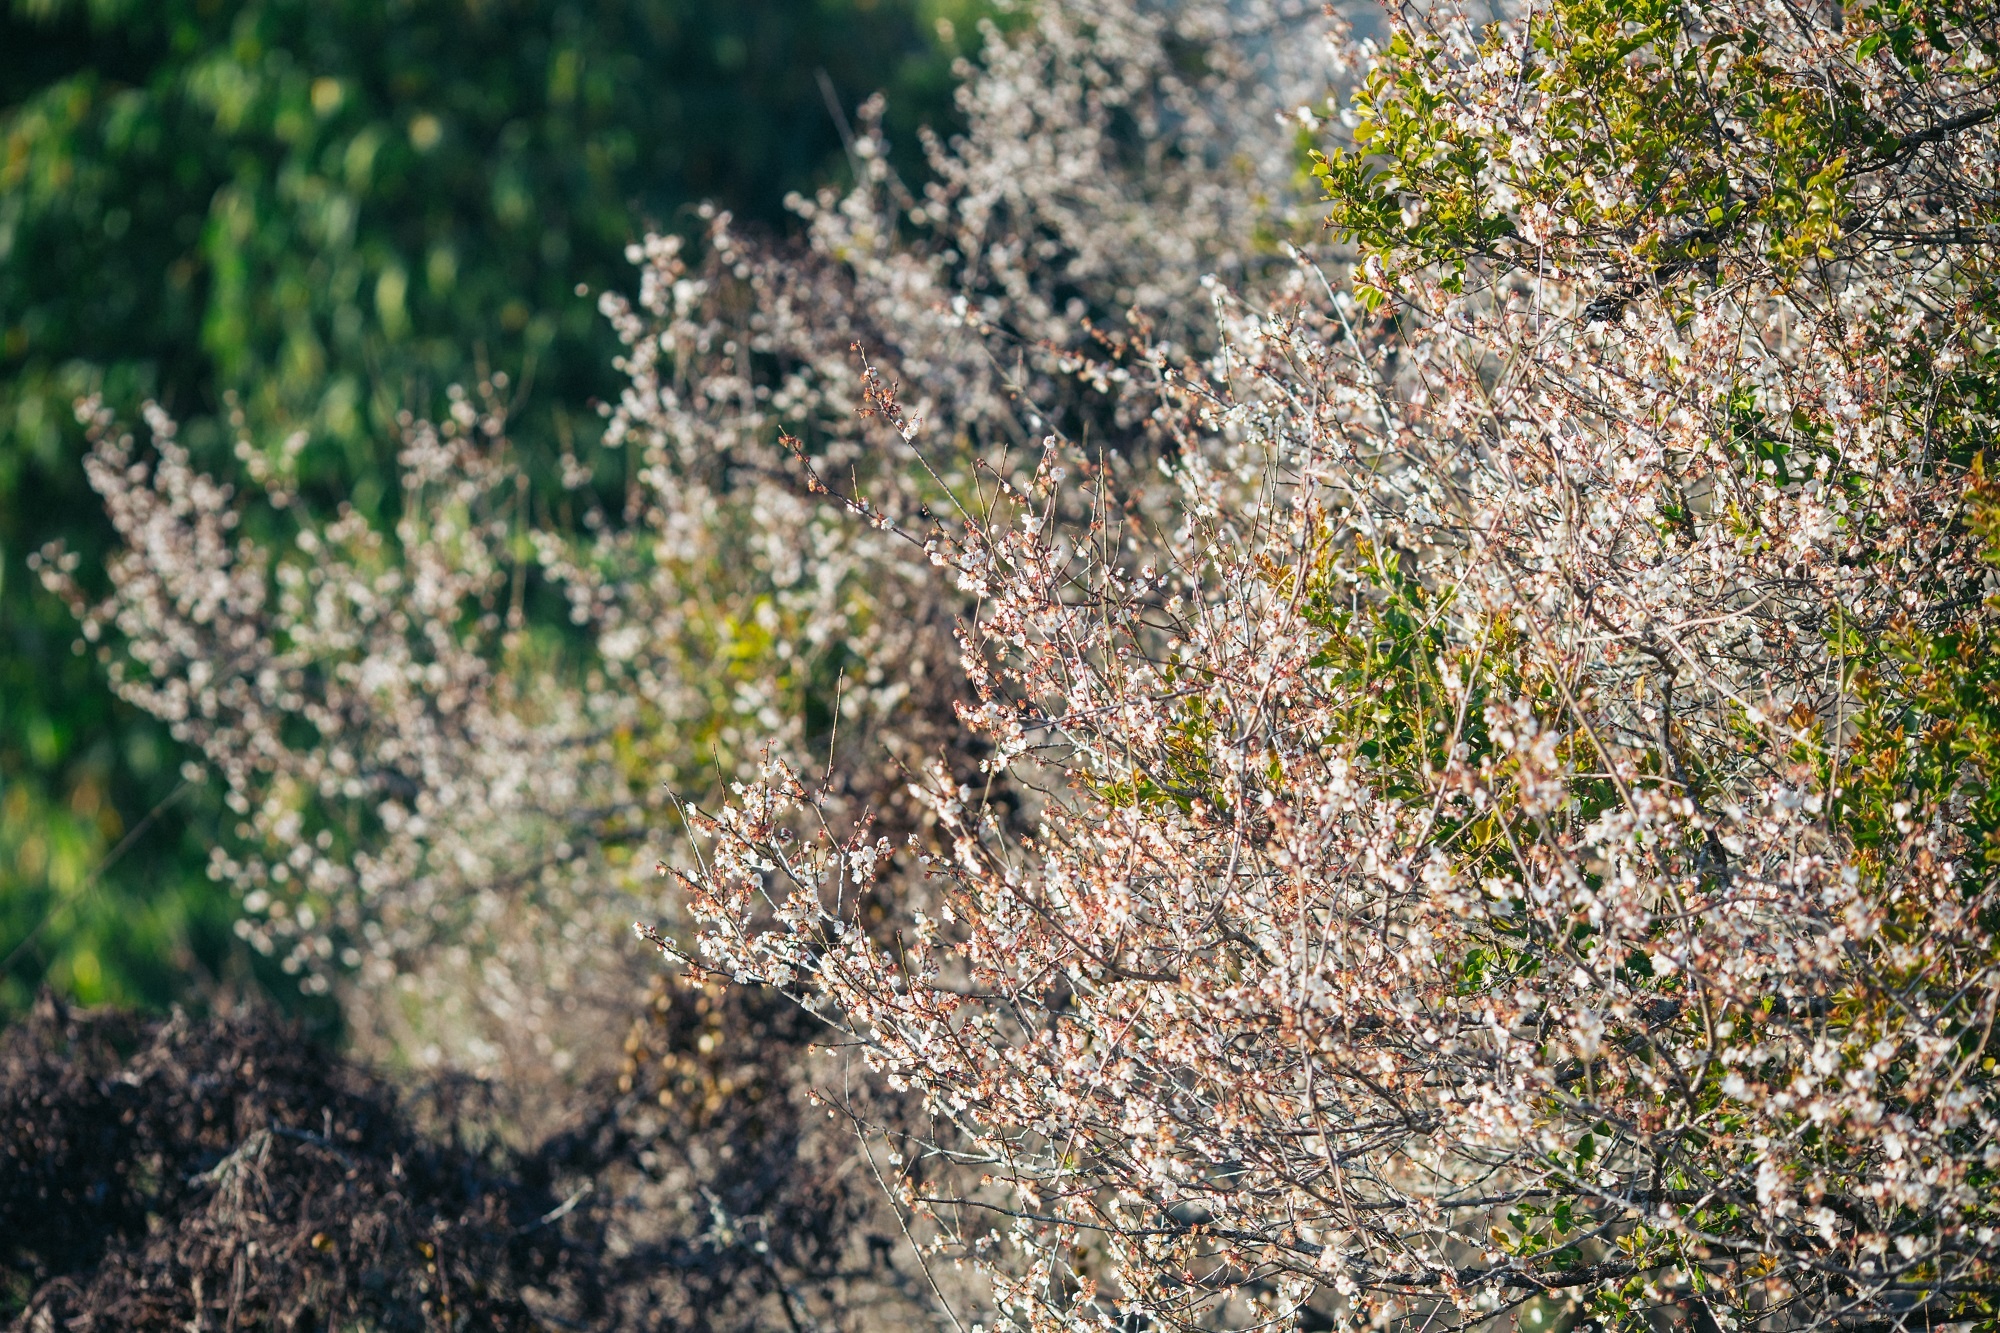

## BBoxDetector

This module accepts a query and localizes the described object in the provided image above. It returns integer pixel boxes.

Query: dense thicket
[36,0,2000,1327]
[41,0,1327,1084]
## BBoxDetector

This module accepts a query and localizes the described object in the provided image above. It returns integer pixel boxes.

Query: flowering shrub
[652,0,2000,1329]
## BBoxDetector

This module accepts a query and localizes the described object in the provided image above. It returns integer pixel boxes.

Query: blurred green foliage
[0,0,976,1019]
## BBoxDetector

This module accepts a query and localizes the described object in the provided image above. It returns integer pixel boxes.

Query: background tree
[0,0,976,1017]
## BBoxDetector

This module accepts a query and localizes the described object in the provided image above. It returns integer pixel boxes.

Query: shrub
[0,0,972,1019]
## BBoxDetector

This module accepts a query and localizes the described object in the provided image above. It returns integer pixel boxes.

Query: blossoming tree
[652,0,2000,1327]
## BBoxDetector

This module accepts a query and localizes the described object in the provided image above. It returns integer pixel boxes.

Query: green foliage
[0,0,973,1017]
[1312,0,1998,294]
[1839,453,2000,877]
[1304,538,1496,796]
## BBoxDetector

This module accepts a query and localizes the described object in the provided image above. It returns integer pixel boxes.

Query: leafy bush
[40,0,1330,1081]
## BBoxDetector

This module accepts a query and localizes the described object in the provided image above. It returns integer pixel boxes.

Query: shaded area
[2,986,916,1329]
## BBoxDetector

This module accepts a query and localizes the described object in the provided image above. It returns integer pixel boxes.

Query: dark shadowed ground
[2,985,920,1330]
